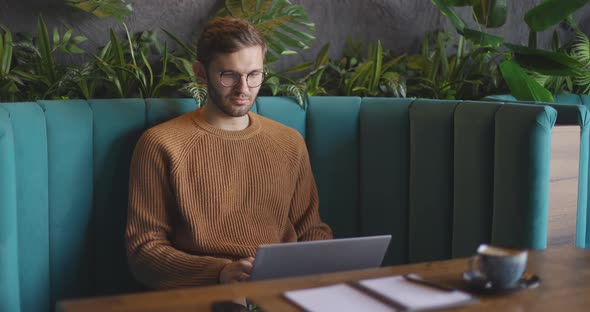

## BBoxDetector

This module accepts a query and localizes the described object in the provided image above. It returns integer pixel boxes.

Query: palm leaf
[216,0,315,64]
[66,0,133,23]
[571,31,590,64]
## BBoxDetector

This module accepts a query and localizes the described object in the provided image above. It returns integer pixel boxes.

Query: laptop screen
[249,235,392,281]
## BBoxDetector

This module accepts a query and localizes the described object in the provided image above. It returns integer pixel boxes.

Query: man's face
[205,45,265,118]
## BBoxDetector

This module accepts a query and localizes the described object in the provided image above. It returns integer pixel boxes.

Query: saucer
[462,271,541,295]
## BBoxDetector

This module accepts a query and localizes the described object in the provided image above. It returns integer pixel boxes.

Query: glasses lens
[247,72,265,88]
[220,72,239,87]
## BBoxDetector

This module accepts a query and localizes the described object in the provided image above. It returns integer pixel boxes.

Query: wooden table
[57,246,590,312]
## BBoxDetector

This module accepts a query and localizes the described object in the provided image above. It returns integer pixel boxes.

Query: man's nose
[234,75,250,92]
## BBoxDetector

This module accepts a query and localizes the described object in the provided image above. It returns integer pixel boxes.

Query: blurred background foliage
[1,0,590,106]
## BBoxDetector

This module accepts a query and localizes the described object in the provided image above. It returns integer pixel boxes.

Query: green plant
[65,0,133,23]
[215,0,316,64]
[161,29,208,104]
[405,31,505,100]
[432,0,587,102]
[6,15,88,100]
[92,27,193,99]
[260,43,332,107]
[0,24,20,102]
[569,31,590,95]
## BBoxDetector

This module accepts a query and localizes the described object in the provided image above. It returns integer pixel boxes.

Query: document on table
[284,284,396,312]
[283,274,477,312]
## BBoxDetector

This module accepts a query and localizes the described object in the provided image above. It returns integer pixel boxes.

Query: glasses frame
[218,70,267,88]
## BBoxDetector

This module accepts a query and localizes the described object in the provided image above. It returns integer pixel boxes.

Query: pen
[402,274,455,292]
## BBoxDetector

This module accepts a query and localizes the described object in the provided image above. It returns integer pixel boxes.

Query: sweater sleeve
[289,142,334,241]
[126,132,231,289]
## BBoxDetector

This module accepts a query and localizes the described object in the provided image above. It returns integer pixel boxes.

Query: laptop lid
[250,235,391,281]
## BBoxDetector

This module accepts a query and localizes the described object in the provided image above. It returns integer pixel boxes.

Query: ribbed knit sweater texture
[126,108,333,289]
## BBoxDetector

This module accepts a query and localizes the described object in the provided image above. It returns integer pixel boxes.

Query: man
[125,17,333,289]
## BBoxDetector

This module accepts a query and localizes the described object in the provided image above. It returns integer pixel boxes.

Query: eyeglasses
[218,71,266,88]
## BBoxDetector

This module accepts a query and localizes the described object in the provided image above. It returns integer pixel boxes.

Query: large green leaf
[36,15,56,82]
[66,0,133,23]
[162,28,197,59]
[431,0,467,32]
[217,0,315,64]
[525,0,588,32]
[0,24,13,75]
[368,41,383,93]
[441,0,473,6]
[472,0,507,28]
[500,59,553,102]
[462,28,503,47]
[507,43,581,75]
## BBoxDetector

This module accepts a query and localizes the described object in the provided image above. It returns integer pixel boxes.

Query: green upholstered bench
[0,97,557,311]
[486,94,590,250]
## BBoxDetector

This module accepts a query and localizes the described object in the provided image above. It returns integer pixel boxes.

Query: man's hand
[219,257,255,284]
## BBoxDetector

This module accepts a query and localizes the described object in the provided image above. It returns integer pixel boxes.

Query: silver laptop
[250,235,391,281]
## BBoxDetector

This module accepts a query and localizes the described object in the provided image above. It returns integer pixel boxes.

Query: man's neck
[201,103,250,131]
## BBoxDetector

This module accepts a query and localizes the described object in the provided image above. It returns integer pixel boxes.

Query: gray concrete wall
[1,0,589,71]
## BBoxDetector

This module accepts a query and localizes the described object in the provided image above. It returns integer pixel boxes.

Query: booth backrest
[0,97,557,312]
[487,94,590,249]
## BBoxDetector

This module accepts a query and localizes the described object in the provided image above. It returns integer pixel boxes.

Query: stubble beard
[207,84,254,118]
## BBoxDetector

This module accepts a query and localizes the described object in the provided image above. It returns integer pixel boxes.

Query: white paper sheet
[358,275,475,310]
[283,284,397,312]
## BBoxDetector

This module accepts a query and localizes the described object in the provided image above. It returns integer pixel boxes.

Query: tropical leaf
[66,0,133,23]
[507,43,581,76]
[525,0,588,32]
[472,0,507,28]
[569,31,590,94]
[499,59,554,102]
[461,28,503,47]
[571,31,590,64]
[0,24,13,76]
[180,81,208,105]
[431,0,467,32]
[216,0,315,64]
[441,0,473,6]
[162,28,197,59]
[36,15,56,82]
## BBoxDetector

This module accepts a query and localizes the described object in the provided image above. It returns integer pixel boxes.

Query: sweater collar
[190,108,261,139]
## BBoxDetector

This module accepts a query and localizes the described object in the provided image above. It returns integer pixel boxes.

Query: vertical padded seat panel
[359,98,412,265]
[90,99,146,295]
[408,99,458,262]
[38,100,94,303]
[537,103,590,248]
[452,103,500,257]
[1,103,50,312]
[306,97,361,237]
[493,104,557,249]
[145,98,199,127]
[0,107,21,312]
[256,97,306,137]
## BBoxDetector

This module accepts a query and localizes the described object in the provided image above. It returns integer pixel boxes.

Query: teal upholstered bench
[486,94,590,249]
[1,97,557,311]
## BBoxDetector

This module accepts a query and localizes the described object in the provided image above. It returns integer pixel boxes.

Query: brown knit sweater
[126,108,333,289]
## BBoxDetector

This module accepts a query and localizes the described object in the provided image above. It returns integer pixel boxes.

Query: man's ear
[192,61,207,83]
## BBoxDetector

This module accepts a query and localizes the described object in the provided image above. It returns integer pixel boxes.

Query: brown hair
[197,17,267,68]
